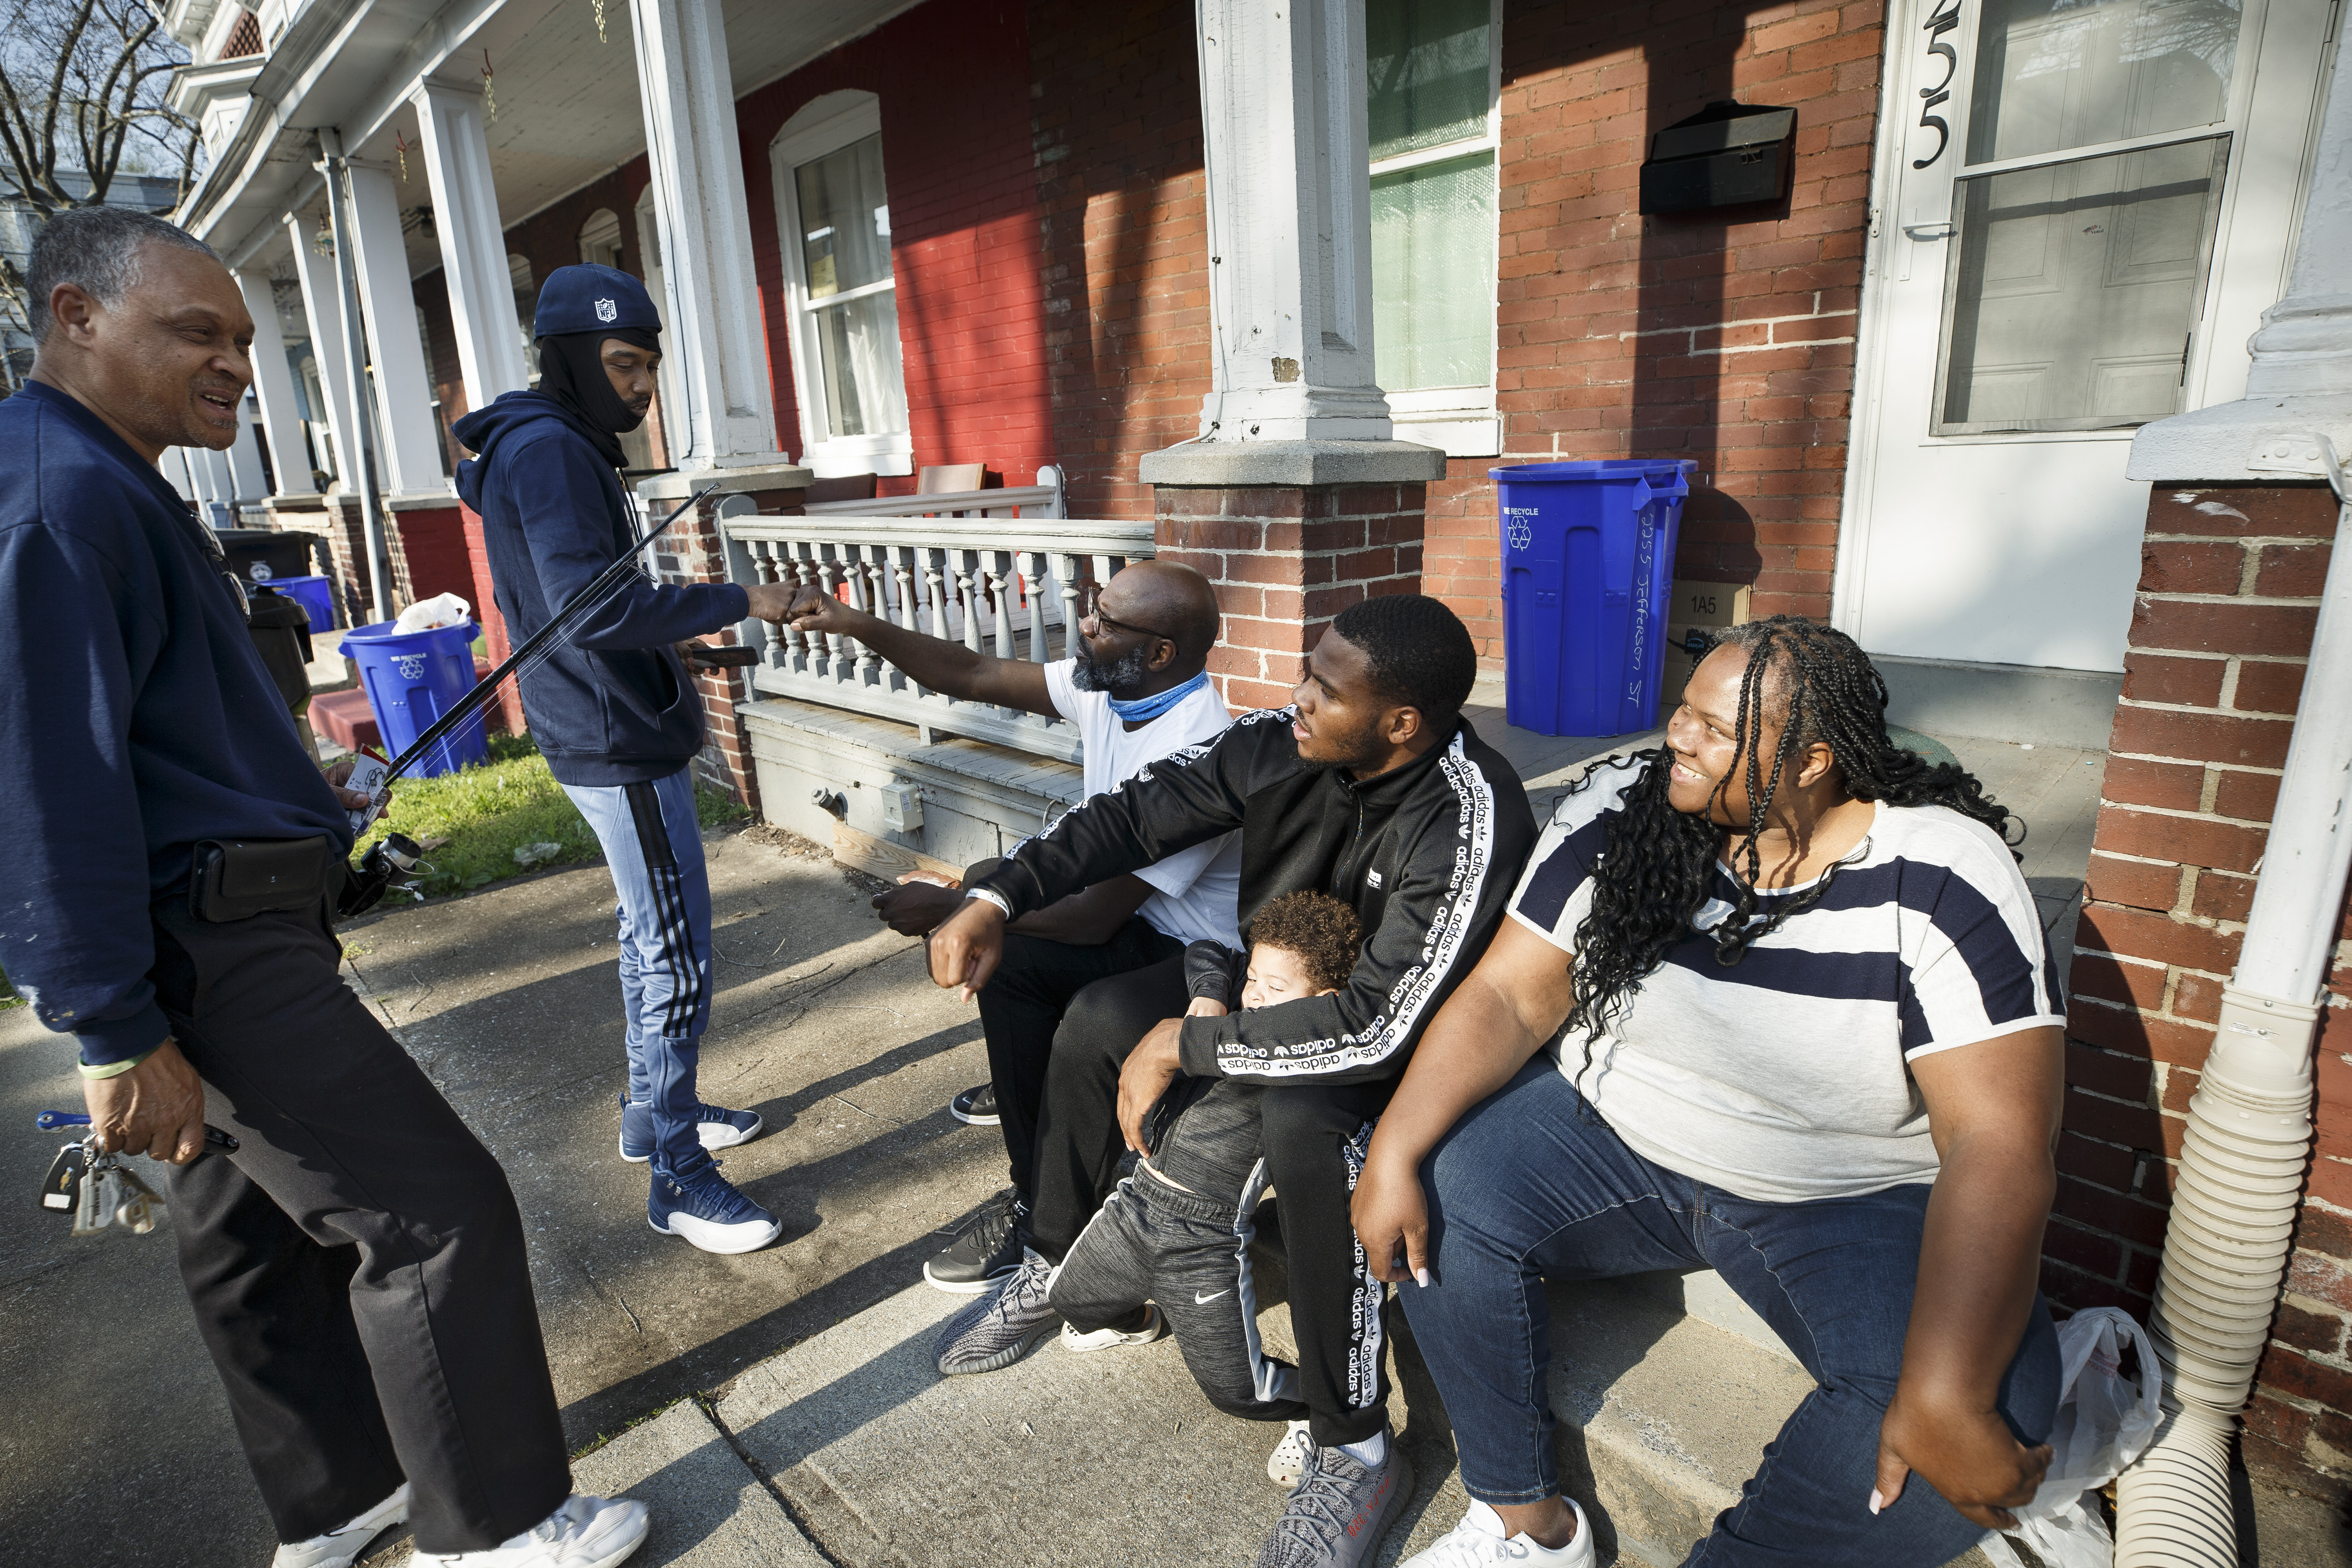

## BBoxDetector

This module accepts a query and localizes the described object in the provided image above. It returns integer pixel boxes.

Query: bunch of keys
[32,1111,236,1239]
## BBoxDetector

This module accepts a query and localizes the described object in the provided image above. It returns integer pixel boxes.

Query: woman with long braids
[1354,617,2065,1568]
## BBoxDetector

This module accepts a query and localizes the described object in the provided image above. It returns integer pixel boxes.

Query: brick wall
[2056,480,2351,1497]
[1421,0,1882,665]
[1154,484,1424,711]
[734,0,1056,489]
[1028,0,1212,521]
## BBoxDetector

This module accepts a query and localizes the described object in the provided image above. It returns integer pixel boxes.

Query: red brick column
[459,502,527,737]
[643,482,808,812]
[1152,482,1426,712]
[2059,479,2352,1498]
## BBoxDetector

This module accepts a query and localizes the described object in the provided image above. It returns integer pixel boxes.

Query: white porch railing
[800,464,1065,520]
[718,498,1152,763]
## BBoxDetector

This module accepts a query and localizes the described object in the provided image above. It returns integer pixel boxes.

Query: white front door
[1838,0,2339,673]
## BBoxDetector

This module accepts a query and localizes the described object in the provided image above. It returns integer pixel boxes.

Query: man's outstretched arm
[788,583,1054,717]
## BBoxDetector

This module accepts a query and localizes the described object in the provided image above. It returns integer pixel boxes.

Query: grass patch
[356,733,747,902]
[0,965,20,1011]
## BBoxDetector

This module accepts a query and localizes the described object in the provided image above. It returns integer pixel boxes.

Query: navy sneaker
[619,1093,765,1162]
[648,1163,781,1254]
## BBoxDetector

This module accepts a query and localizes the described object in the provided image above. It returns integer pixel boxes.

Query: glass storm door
[1838,0,2335,673]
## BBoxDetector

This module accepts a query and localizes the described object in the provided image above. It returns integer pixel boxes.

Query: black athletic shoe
[924,1186,1029,1294]
[950,1083,1000,1125]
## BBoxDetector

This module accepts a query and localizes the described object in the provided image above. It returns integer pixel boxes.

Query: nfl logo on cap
[595,298,617,323]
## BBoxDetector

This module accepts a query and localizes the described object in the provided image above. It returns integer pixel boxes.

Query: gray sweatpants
[1048,1083,1305,1424]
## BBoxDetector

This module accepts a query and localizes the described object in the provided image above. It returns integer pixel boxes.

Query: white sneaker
[410,1493,649,1568]
[272,1484,410,1568]
[1401,1498,1593,1568]
[1266,1418,1313,1490]
[1059,1303,1166,1353]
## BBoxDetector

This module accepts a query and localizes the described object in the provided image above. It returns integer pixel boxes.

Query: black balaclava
[537,326,659,469]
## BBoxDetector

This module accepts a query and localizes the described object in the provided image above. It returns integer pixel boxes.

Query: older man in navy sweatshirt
[454,264,799,1256]
[0,211,649,1568]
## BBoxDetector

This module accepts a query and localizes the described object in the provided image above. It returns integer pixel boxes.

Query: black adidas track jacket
[970,706,1538,1086]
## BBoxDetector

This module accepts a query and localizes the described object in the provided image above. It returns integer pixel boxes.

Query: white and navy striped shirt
[1510,770,2065,1203]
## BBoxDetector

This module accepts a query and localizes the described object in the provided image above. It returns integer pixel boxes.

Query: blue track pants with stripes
[564,768,713,1180]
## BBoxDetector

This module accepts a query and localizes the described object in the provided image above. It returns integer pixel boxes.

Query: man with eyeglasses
[785,559,1241,1294]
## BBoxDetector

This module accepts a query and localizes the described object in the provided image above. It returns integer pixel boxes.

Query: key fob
[38,1144,86,1216]
[74,1166,116,1235]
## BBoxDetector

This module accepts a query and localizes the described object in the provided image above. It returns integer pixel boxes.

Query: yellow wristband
[78,1047,158,1080]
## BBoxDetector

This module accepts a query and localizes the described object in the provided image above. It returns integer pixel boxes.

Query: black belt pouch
[189,836,335,923]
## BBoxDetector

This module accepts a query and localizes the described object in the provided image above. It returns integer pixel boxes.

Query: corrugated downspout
[2114,439,2352,1566]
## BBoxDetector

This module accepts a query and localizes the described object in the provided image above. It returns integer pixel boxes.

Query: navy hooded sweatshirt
[452,392,749,787]
[0,380,350,1067]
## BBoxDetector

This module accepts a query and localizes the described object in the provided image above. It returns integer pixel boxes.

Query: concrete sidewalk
[5,765,2347,1566]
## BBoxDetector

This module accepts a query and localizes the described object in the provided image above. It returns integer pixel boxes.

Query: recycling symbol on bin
[394,654,427,679]
[1506,515,1533,552]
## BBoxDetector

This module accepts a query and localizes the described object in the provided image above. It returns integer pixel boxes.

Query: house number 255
[1913,0,1962,171]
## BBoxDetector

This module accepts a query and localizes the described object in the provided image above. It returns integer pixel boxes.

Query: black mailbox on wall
[1638,102,1798,215]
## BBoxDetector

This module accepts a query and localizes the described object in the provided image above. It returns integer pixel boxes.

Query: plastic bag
[393,592,471,632]
[1980,1306,2162,1568]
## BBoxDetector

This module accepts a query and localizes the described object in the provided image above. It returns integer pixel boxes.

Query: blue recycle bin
[270,573,338,634]
[1493,459,1695,737]
[342,618,487,778]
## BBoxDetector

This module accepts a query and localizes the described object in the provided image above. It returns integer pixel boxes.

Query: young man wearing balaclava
[455,263,799,1254]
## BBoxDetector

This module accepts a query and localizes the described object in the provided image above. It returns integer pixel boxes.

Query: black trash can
[214,528,324,585]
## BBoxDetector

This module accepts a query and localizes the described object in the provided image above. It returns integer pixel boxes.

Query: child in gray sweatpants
[1047,892,1364,1439]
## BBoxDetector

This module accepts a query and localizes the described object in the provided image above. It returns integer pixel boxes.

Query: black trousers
[150,900,570,1552]
[972,914,1182,1196]
[1028,960,1396,1448]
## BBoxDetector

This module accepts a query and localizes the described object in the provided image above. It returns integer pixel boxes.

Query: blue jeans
[564,769,714,1180]
[1401,1061,2059,1568]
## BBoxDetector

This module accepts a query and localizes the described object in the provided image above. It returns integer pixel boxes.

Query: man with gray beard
[785,560,1240,1294]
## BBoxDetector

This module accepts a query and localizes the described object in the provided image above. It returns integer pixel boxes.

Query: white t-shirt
[1043,660,1244,950]
[1508,771,2065,1204]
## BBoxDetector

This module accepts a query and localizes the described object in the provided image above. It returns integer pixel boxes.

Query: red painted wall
[733,2,1054,492]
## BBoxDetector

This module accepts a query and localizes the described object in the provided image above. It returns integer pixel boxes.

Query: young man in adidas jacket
[924,594,1538,1568]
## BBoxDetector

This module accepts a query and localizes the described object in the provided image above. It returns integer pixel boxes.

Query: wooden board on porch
[830,820,965,887]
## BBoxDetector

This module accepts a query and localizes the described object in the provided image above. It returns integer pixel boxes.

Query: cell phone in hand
[686,646,760,668]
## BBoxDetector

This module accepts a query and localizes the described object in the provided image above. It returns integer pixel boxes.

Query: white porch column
[2130,40,2352,477]
[286,214,360,490]
[411,80,528,412]
[235,268,318,495]
[1188,0,1392,442]
[628,0,787,470]
[344,163,450,495]
[225,399,270,502]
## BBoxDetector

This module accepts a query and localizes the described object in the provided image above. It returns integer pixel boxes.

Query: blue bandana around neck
[1107,669,1210,723]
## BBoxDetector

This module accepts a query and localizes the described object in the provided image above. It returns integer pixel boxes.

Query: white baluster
[1053,552,1083,663]
[1019,549,1050,666]
[924,546,952,645]
[954,549,984,656]
[987,550,1018,664]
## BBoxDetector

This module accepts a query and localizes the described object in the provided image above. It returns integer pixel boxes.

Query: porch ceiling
[212,0,917,278]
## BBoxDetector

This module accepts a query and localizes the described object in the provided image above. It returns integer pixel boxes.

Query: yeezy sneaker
[1401,1499,1593,1568]
[618,1094,764,1162]
[1255,1436,1414,1568]
[949,1083,1000,1125]
[923,1186,1029,1294]
[272,1484,409,1568]
[648,1164,781,1254]
[409,1492,648,1568]
[1060,1303,1166,1353]
[1265,1419,1314,1490]
[934,1249,1060,1374]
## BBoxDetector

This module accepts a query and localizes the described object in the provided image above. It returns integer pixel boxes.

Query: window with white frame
[1367,0,1501,457]
[771,93,912,477]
